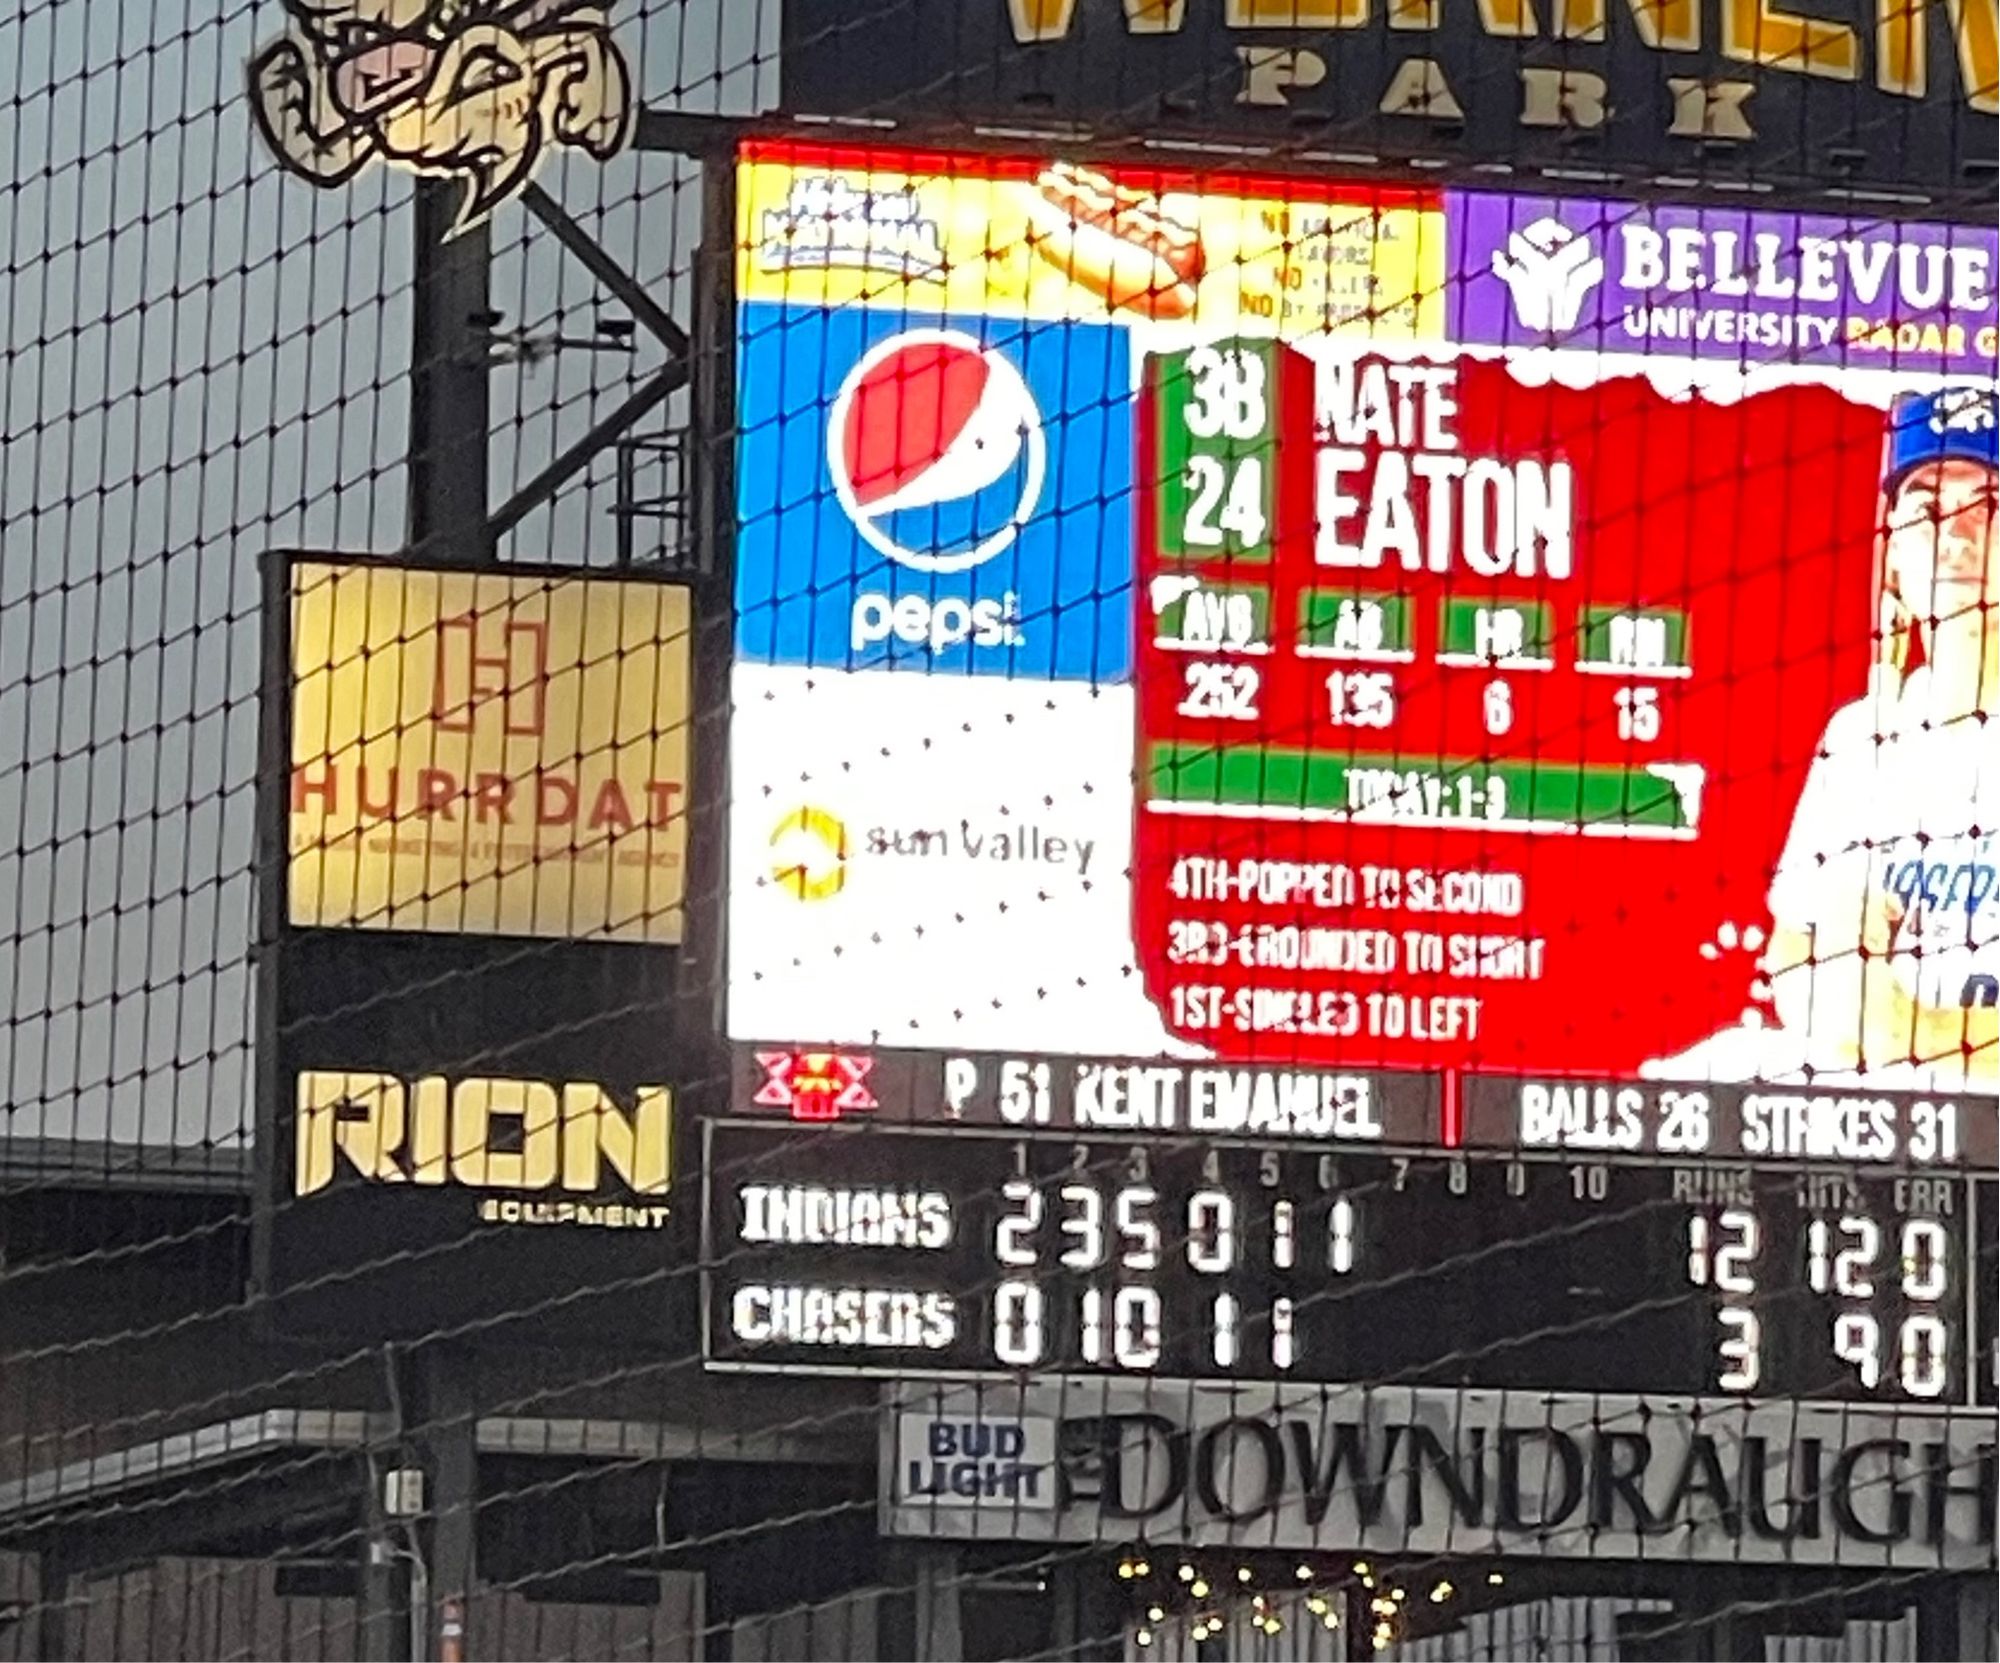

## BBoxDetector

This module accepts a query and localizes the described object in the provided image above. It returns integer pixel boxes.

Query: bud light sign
[891,1410,1057,1511]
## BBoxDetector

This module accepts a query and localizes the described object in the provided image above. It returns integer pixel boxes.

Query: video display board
[727,139,1998,1094]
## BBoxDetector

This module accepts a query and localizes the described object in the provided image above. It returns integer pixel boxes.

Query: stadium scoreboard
[718,141,2000,1422]
[703,1046,1998,1408]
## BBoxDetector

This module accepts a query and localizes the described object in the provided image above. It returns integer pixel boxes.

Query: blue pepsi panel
[733,301,1135,684]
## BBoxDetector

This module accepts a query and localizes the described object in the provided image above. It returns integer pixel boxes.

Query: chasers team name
[729,1284,957,1351]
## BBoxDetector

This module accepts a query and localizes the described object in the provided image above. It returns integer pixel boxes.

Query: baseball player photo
[1648,384,1999,1091]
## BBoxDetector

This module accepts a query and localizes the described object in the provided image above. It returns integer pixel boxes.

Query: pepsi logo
[829,329,1046,574]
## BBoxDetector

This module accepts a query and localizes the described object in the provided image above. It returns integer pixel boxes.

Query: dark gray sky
[0,0,776,1152]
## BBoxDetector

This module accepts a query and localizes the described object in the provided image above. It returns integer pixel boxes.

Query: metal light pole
[404,176,494,1658]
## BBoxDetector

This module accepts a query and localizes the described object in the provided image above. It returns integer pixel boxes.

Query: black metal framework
[249,133,733,1657]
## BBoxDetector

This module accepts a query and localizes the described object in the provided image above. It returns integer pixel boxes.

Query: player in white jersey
[1762,385,1998,1087]
[1647,385,1998,1089]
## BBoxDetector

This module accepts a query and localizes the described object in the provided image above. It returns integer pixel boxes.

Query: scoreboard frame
[700,1044,1999,1407]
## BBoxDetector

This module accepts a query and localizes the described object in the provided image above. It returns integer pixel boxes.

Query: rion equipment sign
[880,1379,1998,1569]
[265,1061,678,1341]
[778,0,1998,201]
[259,555,692,1341]
[294,1070,672,1228]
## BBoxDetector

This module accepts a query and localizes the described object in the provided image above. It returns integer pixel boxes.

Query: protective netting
[1,0,1996,1659]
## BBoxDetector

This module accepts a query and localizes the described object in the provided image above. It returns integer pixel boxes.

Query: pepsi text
[851,590,1027,655]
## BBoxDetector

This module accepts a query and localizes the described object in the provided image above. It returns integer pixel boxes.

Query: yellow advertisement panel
[289,562,690,942]
[737,141,1445,341]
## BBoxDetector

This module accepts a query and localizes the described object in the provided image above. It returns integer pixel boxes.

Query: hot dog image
[1025,161,1206,319]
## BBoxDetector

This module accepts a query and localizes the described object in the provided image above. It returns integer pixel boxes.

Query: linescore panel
[703,1117,1992,1407]
[705,1045,1998,1404]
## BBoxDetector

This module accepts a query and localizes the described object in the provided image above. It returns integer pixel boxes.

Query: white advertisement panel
[728,667,1180,1055]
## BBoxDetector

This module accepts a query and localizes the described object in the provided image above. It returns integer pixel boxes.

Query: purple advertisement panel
[1447,192,1998,377]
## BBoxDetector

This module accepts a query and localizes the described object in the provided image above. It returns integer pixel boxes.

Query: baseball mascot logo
[247,0,633,239]
[830,330,1047,575]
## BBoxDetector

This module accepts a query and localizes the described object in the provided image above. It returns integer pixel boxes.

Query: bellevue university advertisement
[726,141,1998,1095]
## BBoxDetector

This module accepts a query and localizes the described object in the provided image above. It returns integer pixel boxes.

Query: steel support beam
[34,1544,68,1663]
[630,108,744,157]
[408,182,494,566]
[519,184,689,357]
[488,365,684,543]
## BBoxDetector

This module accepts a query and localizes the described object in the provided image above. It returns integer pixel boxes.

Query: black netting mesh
[0,1,1995,1659]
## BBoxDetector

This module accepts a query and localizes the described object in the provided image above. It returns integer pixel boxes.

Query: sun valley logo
[767,806,1100,900]
[1489,218,1607,334]
[248,0,634,237]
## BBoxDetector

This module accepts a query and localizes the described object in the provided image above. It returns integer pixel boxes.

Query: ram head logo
[248,0,633,238]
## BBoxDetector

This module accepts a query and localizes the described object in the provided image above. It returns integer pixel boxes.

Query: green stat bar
[1147,742,1701,838]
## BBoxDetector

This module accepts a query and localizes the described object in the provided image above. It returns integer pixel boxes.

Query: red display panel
[1131,342,1891,1076]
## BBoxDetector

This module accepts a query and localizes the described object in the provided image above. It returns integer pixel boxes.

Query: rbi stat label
[881,1380,1999,1569]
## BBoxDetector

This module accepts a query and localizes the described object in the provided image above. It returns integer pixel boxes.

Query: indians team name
[739,1183,955,1249]
[1316,357,1573,580]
